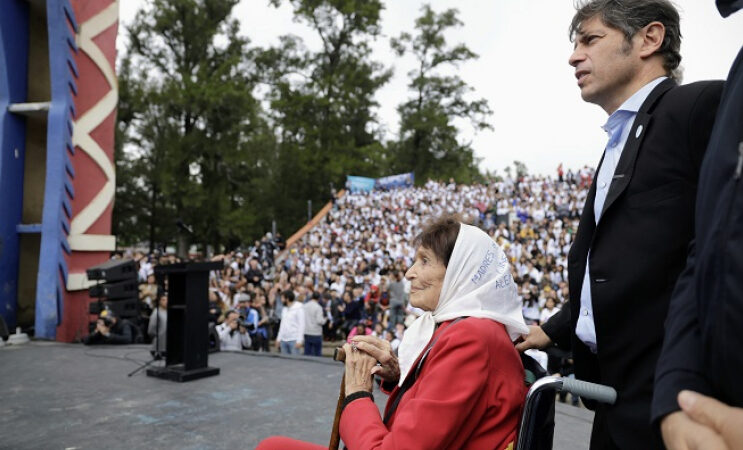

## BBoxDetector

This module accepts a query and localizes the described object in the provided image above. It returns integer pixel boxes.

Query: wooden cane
[329,347,347,450]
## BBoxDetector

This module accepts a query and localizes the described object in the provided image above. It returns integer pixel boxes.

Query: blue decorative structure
[0,0,78,338]
[0,0,30,331]
[35,0,78,339]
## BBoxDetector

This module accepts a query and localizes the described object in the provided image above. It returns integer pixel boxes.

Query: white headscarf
[397,223,529,386]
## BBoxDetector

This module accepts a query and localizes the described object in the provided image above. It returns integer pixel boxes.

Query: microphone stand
[128,301,164,377]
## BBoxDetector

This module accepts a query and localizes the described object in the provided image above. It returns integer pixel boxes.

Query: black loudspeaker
[86,259,137,282]
[88,279,138,299]
[86,259,139,328]
[0,315,8,341]
[102,299,139,319]
[147,261,223,382]
[89,299,139,323]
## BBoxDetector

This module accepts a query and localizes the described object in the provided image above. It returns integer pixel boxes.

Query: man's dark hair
[570,0,682,81]
[414,214,462,268]
[281,290,295,303]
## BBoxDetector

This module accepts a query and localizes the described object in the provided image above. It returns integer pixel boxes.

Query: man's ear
[637,21,666,58]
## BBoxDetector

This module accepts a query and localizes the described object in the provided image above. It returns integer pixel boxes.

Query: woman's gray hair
[569,0,683,82]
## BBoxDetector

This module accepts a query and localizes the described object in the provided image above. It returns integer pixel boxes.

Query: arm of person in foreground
[339,323,513,449]
[652,243,715,434]
[661,390,743,450]
[654,242,743,449]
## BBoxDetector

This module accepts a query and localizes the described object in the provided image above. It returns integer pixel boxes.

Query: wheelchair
[515,375,617,450]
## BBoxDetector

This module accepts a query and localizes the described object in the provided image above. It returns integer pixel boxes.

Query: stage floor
[1,342,593,449]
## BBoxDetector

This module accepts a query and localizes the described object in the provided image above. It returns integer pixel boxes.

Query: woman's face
[406,246,446,312]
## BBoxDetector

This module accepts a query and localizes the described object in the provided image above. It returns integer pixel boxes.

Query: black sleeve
[83,332,105,345]
[541,302,572,351]
[687,81,724,171]
[106,323,134,345]
[341,391,374,413]
[651,241,712,426]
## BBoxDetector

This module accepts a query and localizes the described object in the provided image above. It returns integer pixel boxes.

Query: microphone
[176,219,194,234]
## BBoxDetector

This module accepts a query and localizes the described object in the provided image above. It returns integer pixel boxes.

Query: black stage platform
[1,342,593,449]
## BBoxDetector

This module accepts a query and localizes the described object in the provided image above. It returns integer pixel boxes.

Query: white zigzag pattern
[67,1,119,290]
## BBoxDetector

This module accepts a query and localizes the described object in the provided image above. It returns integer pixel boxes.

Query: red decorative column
[58,0,118,342]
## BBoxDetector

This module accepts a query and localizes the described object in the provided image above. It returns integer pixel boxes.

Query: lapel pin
[635,125,643,138]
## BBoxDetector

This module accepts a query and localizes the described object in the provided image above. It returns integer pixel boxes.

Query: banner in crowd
[346,176,376,192]
[346,172,415,192]
[375,172,415,190]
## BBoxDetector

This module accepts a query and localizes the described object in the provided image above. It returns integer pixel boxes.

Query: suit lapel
[599,79,676,218]
[570,155,602,267]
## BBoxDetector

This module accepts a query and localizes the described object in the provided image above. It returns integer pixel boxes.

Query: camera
[236,318,255,331]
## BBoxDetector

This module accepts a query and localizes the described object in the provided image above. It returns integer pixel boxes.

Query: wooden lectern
[147,261,222,382]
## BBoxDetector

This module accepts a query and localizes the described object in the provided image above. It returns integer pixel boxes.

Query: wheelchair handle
[516,376,616,450]
[561,377,617,404]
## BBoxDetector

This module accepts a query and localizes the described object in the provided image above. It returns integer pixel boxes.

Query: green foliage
[114,0,495,252]
[390,4,491,184]
[115,0,274,252]
[513,160,529,179]
[257,0,392,231]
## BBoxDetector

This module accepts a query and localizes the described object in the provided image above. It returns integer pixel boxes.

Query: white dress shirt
[575,77,666,353]
[276,301,305,344]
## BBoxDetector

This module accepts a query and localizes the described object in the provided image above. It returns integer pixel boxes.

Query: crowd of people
[108,168,593,368]
[95,0,743,448]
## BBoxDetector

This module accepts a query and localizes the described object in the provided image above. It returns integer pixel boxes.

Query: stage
[1,342,594,449]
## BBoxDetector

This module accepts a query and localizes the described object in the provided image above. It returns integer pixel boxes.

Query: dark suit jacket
[653,45,743,424]
[542,78,723,449]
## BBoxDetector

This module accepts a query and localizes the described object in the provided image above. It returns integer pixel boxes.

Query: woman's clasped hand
[343,335,401,395]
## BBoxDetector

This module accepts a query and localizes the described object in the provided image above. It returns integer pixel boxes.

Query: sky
[117,1,743,176]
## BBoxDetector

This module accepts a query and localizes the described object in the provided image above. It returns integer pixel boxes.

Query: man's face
[569,15,641,113]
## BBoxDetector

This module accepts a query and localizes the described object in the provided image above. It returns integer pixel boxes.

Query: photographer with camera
[83,310,136,345]
[216,310,252,351]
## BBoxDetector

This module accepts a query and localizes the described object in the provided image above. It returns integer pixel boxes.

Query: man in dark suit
[653,2,743,449]
[516,0,723,448]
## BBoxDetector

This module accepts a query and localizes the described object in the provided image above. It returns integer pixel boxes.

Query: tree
[116,0,273,253]
[513,160,528,179]
[113,54,150,248]
[390,4,492,184]
[257,0,392,232]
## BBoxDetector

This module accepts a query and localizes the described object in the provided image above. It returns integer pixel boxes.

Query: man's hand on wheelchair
[515,325,552,352]
[661,390,743,450]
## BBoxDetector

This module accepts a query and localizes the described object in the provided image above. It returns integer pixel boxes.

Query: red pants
[256,436,325,450]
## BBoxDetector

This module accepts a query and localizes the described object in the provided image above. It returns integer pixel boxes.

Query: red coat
[340,318,525,449]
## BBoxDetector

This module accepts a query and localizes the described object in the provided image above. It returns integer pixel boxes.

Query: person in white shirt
[539,297,561,325]
[216,310,251,351]
[275,290,305,355]
[148,292,168,355]
[303,292,326,356]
